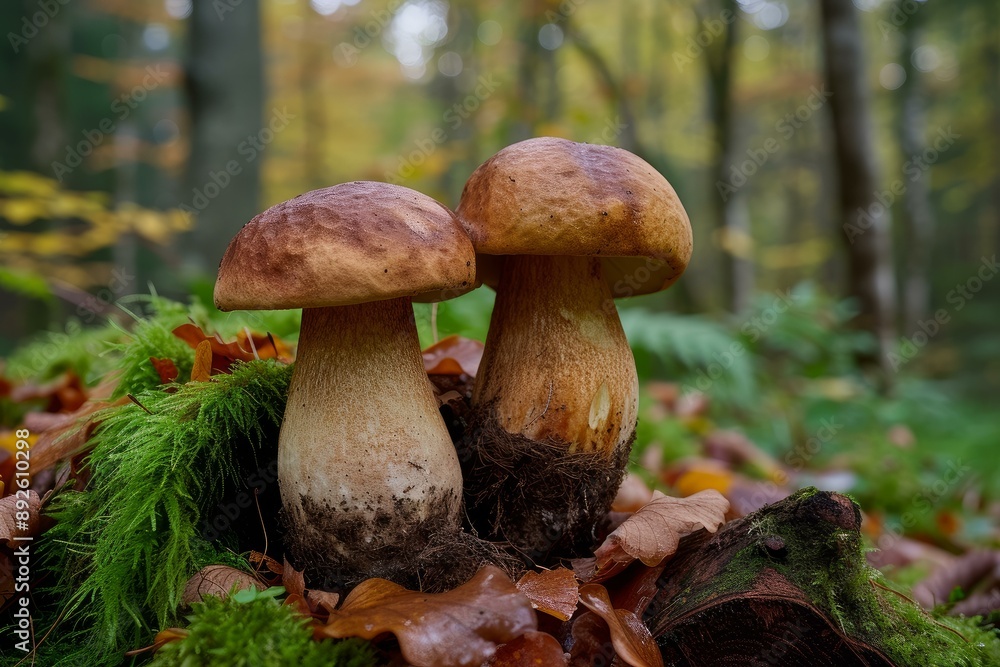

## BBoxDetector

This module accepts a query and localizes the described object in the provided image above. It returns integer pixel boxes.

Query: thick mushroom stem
[474,255,639,457]
[279,298,462,583]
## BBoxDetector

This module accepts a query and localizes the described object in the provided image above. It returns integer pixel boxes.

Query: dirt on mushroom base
[459,402,634,565]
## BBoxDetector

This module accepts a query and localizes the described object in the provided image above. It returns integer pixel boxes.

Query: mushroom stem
[473,255,639,457]
[279,298,462,582]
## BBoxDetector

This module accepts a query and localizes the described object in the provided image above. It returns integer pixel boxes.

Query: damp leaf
[578,584,663,667]
[0,490,40,546]
[592,490,728,582]
[319,565,537,667]
[515,567,579,621]
[190,340,213,382]
[488,630,568,666]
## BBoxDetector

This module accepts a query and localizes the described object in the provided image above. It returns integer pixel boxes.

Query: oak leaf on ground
[591,490,729,582]
[577,584,663,667]
[319,565,537,667]
[515,567,579,621]
[422,335,484,377]
[488,630,568,666]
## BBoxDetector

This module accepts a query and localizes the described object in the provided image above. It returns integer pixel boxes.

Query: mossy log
[597,489,990,667]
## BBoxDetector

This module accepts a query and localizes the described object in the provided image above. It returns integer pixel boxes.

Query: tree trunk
[819,0,897,377]
[703,0,752,314]
[896,3,932,327]
[183,0,264,272]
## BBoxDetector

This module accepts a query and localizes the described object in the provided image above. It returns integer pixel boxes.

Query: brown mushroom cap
[214,181,476,311]
[456,137,693,297]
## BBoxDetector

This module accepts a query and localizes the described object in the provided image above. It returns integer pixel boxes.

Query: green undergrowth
[43,359,293,664]
[713,489,1000,666]
[149,587,376,667]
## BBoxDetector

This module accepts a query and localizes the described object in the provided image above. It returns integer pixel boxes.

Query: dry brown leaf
[282,557,305,597]
[181,565,261,605]
[10,371,88,413]
[612,474,654,513]
[592,490,728,582]
[191,340,213,382]
[308,589,341,615]
[488,630,568,666]
[30,383,127,473]
[150,357,179,384]
[578,584,663,667]
[130,627,189,657]
[320,565,537,667]
[0,490,40,546]
[913,550,1000,609]
[173,323,293,374]
[515,568,579,621]
[423,335,484,376]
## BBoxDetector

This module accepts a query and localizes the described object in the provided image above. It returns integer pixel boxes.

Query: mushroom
[214,181,475,584]
[455,137,692,559]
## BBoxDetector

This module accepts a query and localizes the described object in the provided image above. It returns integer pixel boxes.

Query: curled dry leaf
[29,394,129,474]
[578,584,663,667]
[592,490,728,583]
[0,490,40,546]
[319,565,537,667]
[181,565,261,605]
[423,335,484,376]
[150,357,179,384]
[488,630,568,666]
[282,557,305,597]
[515,567,579,621]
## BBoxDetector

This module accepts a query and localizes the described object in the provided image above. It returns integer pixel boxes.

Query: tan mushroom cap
[457,137,693,297]
[215,181,476,311]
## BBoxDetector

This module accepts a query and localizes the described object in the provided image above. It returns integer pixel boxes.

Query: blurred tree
[183,0,264,271]
[895,0,932,326]
[819,0,897,377]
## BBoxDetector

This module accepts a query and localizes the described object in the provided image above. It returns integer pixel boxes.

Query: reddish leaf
[29,391,129,474]
[236,329,294,363]
[129,627,189,657]
[320,565,537,667]
[515,568,579,621]
[10,371,88,413]
[489,630,568,666]
[0,490,40,546]
[282,557,305,597]
[578,584,663,667]
[150,357,179,384]
[592,490,728,582]
[173,323,293,374]
[181,565,261,605]
[423,335,484,377]
[190,340,213,382]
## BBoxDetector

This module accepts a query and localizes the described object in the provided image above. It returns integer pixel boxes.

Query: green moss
[149,587,376,667]
[701,489,1000,666]
[44,359,293,663]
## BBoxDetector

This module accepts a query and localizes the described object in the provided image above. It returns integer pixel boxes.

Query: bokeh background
[1,0,998,576]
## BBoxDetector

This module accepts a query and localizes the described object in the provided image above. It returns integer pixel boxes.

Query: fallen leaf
[150,357,179,384]
[0,490,40,546]
[592,490,728,582]
[29,382,128,474]
[320,565,537,667]
[173,323,293,374]
[489,630,567,666]
[568,612,615,667]
[282,557,305,597]
[423,335,484,376]
[236,329,294,364]
[191,340,213,382]
[578,584,662,667]
[10,371,88,413]
[612,474,654,513]
[913,550,1000,609]
[308,589,340,615]
[129,627,189,657]
[181,565,262,605]
[515,568,579,621]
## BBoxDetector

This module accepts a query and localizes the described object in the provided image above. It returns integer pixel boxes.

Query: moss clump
[149,587,376,667]
[45,359,293,664]
[707,489,1000,666]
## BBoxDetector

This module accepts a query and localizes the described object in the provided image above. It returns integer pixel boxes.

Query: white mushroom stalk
[214,181,475,583]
